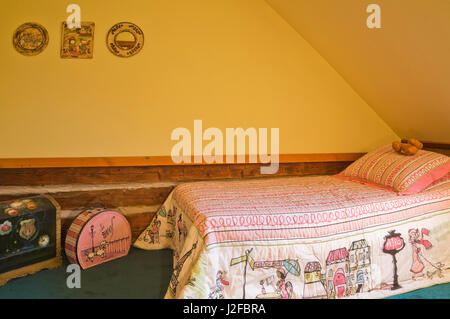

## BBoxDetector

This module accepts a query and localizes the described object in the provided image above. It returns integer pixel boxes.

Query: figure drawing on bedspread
[143,218,161,244]
[276,268,294,299]
[409,228,431,279]
[177,215,187,243]
[208,271,230,299]
[230,248,300,299]
[167,206,176,225]
[408,228,445,281]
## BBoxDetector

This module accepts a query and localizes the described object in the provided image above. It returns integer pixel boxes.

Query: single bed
[134,173,450,299]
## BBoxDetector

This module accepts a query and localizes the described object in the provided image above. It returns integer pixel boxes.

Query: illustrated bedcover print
[134,176,450,299]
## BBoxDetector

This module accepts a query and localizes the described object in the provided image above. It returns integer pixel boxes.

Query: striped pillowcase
[337,144,450,195]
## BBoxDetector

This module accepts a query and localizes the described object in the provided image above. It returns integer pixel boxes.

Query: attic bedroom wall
[266,0,450,142]
[0,0,398,158]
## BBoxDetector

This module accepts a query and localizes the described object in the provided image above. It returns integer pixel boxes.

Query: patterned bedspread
[134,175,450,299]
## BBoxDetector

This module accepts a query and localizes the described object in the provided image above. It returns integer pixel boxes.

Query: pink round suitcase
[65,207,131,269]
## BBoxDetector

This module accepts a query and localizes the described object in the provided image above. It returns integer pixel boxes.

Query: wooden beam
[401,140,450,156]
[0,161,353,186]
[421,141,450,156]
[0,153,364,169]
[421,141,450,149]
[0,185,175,209]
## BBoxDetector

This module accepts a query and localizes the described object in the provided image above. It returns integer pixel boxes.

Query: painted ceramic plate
[13,22,49,56]
[106,22,144,57]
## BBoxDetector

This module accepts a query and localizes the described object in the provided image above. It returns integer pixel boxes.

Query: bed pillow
[337,144,450,195]
[422,172,450,192]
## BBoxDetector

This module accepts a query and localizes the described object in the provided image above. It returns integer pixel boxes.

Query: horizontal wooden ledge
[0,153,365,169]
[0,185,175,210]
[0,162,353,186]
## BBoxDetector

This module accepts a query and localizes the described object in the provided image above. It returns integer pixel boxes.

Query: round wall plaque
[106,22,144,58]
[13,22,49,56]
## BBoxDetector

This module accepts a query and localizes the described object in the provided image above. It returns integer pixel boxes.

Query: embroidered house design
[348,239,372,294]
[325,248,350,298]
[303,261,327,299]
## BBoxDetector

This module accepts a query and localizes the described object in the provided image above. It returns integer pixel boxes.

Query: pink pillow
[336,144,450,195]
[423,172,450,191]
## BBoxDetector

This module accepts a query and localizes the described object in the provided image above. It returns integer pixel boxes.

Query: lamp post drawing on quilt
[383,230,405,290]
[230,248,254,299]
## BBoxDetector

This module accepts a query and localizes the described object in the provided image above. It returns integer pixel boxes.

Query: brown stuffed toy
[392,138,423,156]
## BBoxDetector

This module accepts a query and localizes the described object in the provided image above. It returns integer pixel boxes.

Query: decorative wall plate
[12,23,49,56]
[106,22,144,57]
[61,22,95,59]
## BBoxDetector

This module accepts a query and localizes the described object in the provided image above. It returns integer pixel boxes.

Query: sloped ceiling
[266,0,450,141]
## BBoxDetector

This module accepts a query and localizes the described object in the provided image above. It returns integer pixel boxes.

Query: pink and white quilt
[134,175,450,299]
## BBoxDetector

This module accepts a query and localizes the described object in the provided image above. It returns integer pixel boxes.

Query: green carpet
[0,247,448,299]
[385,282,450,299]
[0,248,173,299]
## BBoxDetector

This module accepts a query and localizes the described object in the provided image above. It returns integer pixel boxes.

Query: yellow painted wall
[0,0,398,158]
[267,0,450,142]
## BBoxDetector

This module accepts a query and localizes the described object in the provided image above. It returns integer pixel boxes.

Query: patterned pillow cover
[336,144,450,195]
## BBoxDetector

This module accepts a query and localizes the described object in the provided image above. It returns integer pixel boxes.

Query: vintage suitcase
[65,207,131,269]
[0,195,62,285]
